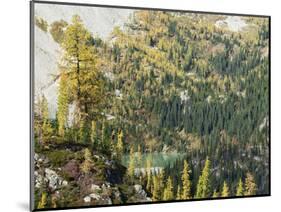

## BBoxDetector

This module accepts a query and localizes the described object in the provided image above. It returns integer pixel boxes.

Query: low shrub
[45,150,73,167]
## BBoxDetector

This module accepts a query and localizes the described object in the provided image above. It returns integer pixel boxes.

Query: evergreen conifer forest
[33,5,270,210]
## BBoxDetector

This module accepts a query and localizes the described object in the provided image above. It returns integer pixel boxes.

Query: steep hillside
[34,4,133,118]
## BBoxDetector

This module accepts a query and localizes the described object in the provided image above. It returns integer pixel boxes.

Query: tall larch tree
[195,157,211,198]
[81,148,92,174]
[181,160,191,199]
[163,176,174,200]
[244,172,257,195]
[236,178,244,196]
[59,15,104,143]
[152,174,160,201]
[37,192,47,209]
[57,71,69,138]
[221,181,230,197]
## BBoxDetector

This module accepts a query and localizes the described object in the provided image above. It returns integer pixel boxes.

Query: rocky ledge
[34,150,151,208]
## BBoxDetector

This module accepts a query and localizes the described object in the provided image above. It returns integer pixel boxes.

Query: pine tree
[181,160,191,199]
[236,178,244,196]
[163,176,174,200]
[221,181,229,197]
[128,146,135,178]
[244,173,257,195]
[60,15,104,142]
[57,71,69,138]
[37,192,47,209]
[116,130,124,160]
[99,121,112,155]
[35,95,53,145]
[195,157,211,198]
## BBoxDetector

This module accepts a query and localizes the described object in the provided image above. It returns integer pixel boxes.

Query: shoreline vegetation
[34,10,269,210]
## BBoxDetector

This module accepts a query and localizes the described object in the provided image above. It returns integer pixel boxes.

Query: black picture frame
[30,1,271,211]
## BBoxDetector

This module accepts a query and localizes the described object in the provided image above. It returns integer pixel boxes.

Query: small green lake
[121,152,186,169]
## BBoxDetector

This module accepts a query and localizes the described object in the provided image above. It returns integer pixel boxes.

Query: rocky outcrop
[34,154,68,191]
[132,184,151,202]
[34,150,151,206]
[82,183,122,205]
[45,168,67,191]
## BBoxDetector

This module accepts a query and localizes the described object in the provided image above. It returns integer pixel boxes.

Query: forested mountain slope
[33,8,269,210]
[97,11,269,194]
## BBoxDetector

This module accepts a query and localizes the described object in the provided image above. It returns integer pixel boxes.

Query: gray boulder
[45,168,63,191]
[35,173,44,188]
[105,197,112,205]
[34,153,39,161]
[83,196,91,203]
[89,193,101,200]
[91,184,102,192]
[133,184,149,200]
[134,184,143,193]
